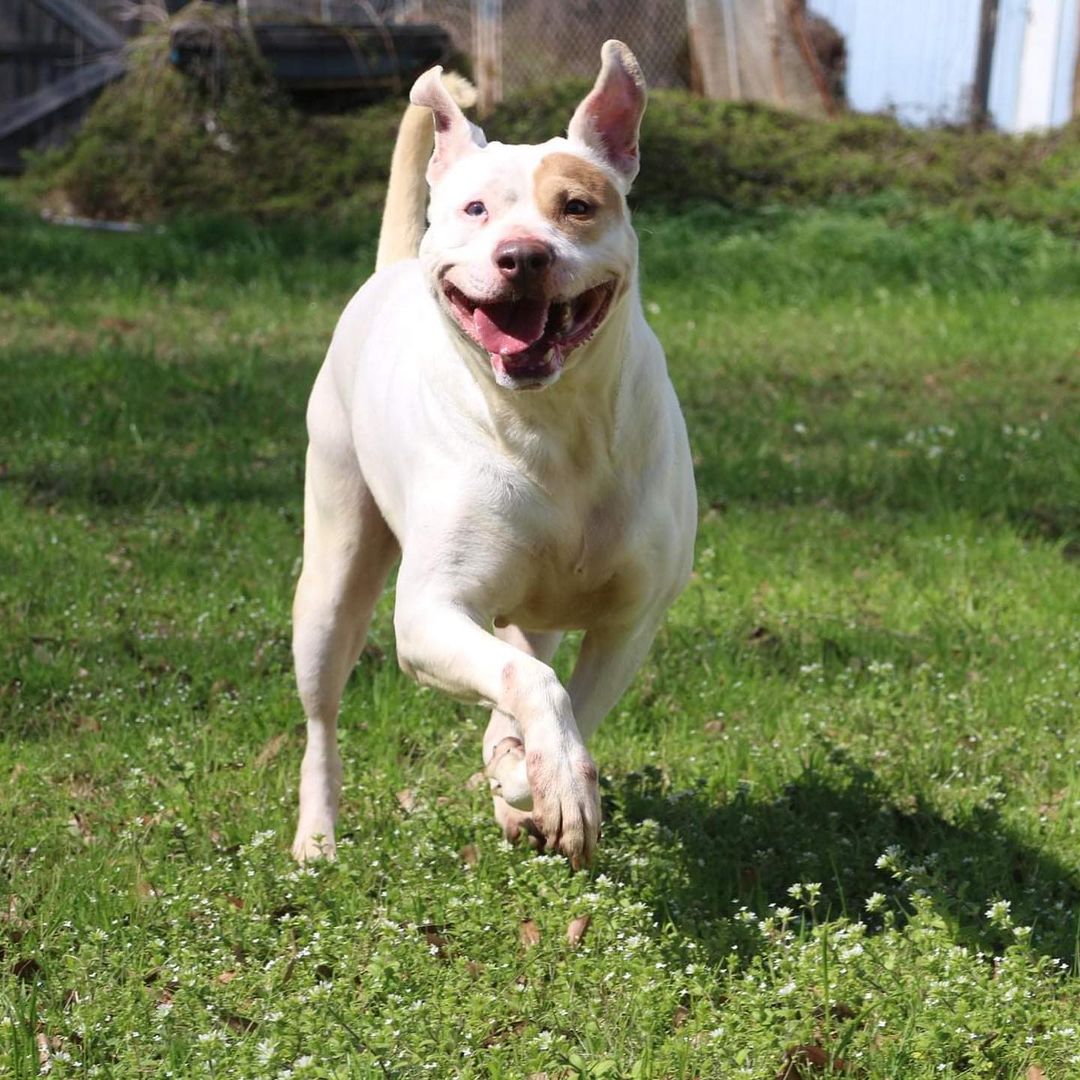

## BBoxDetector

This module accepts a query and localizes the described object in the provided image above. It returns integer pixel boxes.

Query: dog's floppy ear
[410,66,485,184]
[568,40,646,185]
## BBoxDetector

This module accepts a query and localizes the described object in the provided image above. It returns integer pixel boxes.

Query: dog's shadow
[599,749,1080,963]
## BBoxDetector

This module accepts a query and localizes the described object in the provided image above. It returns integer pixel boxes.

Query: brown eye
[565,198,592,217]
[464,201,487,217]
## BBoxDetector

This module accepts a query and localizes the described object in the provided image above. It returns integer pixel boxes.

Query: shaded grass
[1,196,1080,1076]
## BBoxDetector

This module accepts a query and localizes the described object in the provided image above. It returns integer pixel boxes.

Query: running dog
[291,41,696,867]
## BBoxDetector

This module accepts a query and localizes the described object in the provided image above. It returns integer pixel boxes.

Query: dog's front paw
[492,794,544,848]
[526,746,601,869]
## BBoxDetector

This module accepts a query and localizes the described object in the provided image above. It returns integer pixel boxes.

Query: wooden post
[720,0,742,98]
[473,0,502,118]
[971,0,999,126]
[1073,0,1080,120]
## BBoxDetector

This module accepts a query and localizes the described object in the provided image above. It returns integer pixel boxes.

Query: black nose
[494,239,554,283]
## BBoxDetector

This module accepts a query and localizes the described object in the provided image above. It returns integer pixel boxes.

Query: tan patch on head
[534,152,623,242]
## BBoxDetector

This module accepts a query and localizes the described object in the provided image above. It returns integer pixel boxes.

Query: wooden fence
[0,0,133,172]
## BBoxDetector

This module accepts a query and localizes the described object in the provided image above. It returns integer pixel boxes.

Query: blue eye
[464,201,487,217]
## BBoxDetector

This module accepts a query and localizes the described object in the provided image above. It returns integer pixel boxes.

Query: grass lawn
[1,194,1079,1078]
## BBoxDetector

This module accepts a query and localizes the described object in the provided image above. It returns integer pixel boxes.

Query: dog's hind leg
[482,626,561,844]
[291,389,399,862]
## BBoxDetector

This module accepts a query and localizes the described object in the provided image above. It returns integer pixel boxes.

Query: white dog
[291,41,696,867]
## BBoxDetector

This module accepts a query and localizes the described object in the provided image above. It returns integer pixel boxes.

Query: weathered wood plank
[0,55,124,142]
[0,39,82,58]
[27,0,124,50]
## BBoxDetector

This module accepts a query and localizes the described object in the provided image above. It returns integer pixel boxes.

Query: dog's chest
[494,489,642,631]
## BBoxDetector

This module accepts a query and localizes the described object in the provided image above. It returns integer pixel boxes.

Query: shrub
[25,9,1080,233]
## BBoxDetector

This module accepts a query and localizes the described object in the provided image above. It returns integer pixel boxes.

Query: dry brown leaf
[748,625,778,648]
[225,894,245,910]
[220,1010,257,1034]
[9,762,26,784]
[216,970,237,985]
[67,813,94,845]
[519,919,541,948]
[396,788,417,813]
[416,923,451,959]
[813,1002,857,1027]
[466,770,488,791]
[210,678,238,699]
[672,1004,690,1029]
[566,914,591,948]
[459,844,479,867]
[36,1030,63,1069]
[482,1019,527,1047]
[13,957,43,982]
[703,719,726,735]
[1027,1067,1047,1080]
[0,896,29,940]
[75,716,101,734]
[136,878,161,900]
[253,732,287,769]
[776,1043,849,1079]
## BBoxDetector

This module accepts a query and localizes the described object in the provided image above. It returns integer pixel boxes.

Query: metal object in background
[170,20,451,104]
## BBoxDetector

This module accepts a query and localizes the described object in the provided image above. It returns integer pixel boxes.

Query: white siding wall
[809,0,1079,131]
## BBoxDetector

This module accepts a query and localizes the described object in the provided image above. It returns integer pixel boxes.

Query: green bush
[25,9,1080,233]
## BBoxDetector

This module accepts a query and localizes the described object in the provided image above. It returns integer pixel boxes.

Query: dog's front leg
[394,598,599,866]
[567,610,671,743]
[482,626,563,847]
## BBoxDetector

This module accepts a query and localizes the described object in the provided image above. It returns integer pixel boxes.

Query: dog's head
[413,41,646,391]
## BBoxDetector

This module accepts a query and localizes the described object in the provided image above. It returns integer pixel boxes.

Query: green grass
[1,193,1079,1078]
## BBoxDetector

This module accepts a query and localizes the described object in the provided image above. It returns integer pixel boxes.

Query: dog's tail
[375,72,477,271]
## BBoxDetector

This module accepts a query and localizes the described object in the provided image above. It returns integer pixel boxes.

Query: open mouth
[442,280,616,387]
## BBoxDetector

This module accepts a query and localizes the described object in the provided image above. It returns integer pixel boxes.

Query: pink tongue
[473,298,550,355]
